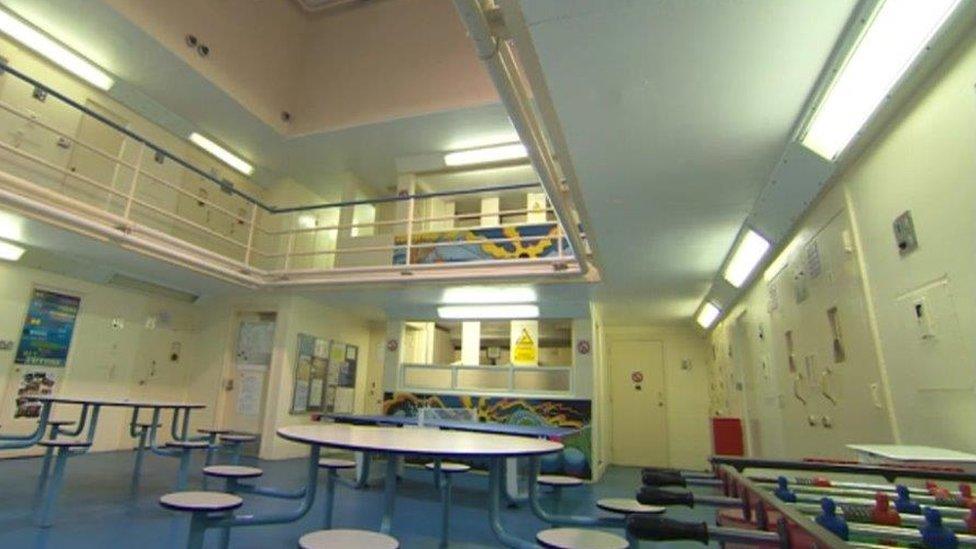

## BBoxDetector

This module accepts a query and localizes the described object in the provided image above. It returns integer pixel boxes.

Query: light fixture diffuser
[0,9,114,90]
[0,240,25,261]
[443,143,528,167]
[723,229,771,288]
[189,133,254,176]
[802,0,962,160]
[437,304,539,320]
[441,286,537,305]
[696,302,721,329]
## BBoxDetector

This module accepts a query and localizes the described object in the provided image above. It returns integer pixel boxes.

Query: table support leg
[487,458,536,549]
[131,427,148,488]
[187,512,207,549]
[439,467,452,549]
[323,468,337,529]
[176,448,191,490]
[36,447,70,527]
[353,451,372,489]
[380,456,397,534]
[35,446,55,500]
[432,458,442,490]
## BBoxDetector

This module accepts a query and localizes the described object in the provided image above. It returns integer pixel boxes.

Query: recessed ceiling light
[696,302,721,329]
[443,143,528,167]
[723,229,771,288]
[0,240,26,261]
[0,8,114,90]
[802,0,962,159]
[441,286,537,305]
[189,132,254,176]
[437,304,539,320]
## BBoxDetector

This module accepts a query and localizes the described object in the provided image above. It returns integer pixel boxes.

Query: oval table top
[32,395,206,409]
[278,423,564,458]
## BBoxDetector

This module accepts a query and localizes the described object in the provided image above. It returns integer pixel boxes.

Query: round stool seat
[197,428,229,435]
[219,433,256,443]
[538,475,584,487]
[536,528,628,549]
[47,420,75,426]
[425,462,471,473]
[135,422,162,428]
[159,491,243,512]
[318,458,356,469]
[38,439,91,448]
[299,529,399,549]
[596,497,666,515]
[166,440,210,449]
[203,465,263,479]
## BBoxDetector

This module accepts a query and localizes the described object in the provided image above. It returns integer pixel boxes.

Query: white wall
[708,30,976,457]
[602,324,712,470]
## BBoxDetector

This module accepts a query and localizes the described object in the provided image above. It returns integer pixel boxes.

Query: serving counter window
[399,319,573,395]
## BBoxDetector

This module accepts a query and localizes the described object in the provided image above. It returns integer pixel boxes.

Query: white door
[609,339,668,467]
[218,314,275,437]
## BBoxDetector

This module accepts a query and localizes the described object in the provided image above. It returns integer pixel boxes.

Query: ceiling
[516,0,857,324]
[0,0,512,194]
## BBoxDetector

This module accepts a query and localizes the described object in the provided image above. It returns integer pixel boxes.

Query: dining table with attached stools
[27,394,206,526]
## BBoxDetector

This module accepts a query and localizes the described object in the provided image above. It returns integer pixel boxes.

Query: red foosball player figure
[811,476,831,488]
[960,484,973,504]
[965,501,976,535]
[871,493,901,527]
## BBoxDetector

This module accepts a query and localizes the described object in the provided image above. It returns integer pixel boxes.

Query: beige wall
[0,261,208,454]
[602,324,712,470]
[263,295,375,459]
[709,31,976,457]
[101,0,497,136]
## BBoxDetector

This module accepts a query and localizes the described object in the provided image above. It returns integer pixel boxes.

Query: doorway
[218,313,275,445]
[608,339,668,467]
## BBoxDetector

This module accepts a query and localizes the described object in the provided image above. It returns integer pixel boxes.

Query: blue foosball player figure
[774,476,797,503]
[816,498,849,540]
[896,485,922,514]
[920,508,958,549]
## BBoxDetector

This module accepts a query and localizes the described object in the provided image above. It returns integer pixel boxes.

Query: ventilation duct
[105,274,199,303]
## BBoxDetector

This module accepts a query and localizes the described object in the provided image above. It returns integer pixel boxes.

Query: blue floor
[0,449,716,548]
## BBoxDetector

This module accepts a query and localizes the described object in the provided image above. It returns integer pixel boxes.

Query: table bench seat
[536,528,629,549]
[160,491,243,512]
[203,465,263,479]
[299,529,399,549]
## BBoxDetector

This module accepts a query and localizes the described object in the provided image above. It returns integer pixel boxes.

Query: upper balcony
[0,64,592,288]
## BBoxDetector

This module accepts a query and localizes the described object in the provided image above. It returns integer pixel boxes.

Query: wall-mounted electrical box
[892,210,918,255]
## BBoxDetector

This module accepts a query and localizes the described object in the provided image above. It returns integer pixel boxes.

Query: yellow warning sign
[512,328,537,365]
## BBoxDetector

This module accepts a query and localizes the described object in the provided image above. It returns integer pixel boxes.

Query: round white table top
[32,395,205,409]
[596,497,666,515]
[299,529,399,549]
[278,423,563,458]
[536,527,629,549]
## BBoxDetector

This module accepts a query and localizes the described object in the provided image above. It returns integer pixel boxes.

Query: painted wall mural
[383,391,593,479]
[392,223,570,265]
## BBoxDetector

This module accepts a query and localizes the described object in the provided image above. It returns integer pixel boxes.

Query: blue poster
[15,289,81,367]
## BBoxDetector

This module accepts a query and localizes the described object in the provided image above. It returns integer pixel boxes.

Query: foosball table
[626,456,976,548]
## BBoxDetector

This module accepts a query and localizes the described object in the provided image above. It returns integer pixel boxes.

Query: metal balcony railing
[0,64,588,287]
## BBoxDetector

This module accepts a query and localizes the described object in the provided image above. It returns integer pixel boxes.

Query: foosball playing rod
[711,456,976,484]
[763,488,971,519]
[792,501,970,533]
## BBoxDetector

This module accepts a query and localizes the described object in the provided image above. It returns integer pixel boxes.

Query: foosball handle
[626,515,709,543]
[642,469,687,487]
[637,486,695,508]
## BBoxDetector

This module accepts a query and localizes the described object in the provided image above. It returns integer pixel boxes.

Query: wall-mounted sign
[512,327,537,365]
[576,339,591,355]
[16,289,81,367]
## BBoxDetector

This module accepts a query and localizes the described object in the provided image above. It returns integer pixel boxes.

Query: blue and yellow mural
[392,223,570,265]
[383,391,593,479]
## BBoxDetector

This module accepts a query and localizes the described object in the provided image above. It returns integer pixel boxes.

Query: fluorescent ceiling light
[189,133,254,176]
[297,214,317,229]
[441,286,537,305]
[0,240,25,261]
[802,0,962,160]
[437,304,539,320]
[696,302,721,329]
[444,143,528,167]
[0,9,114,91]
[723,229,771,288]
